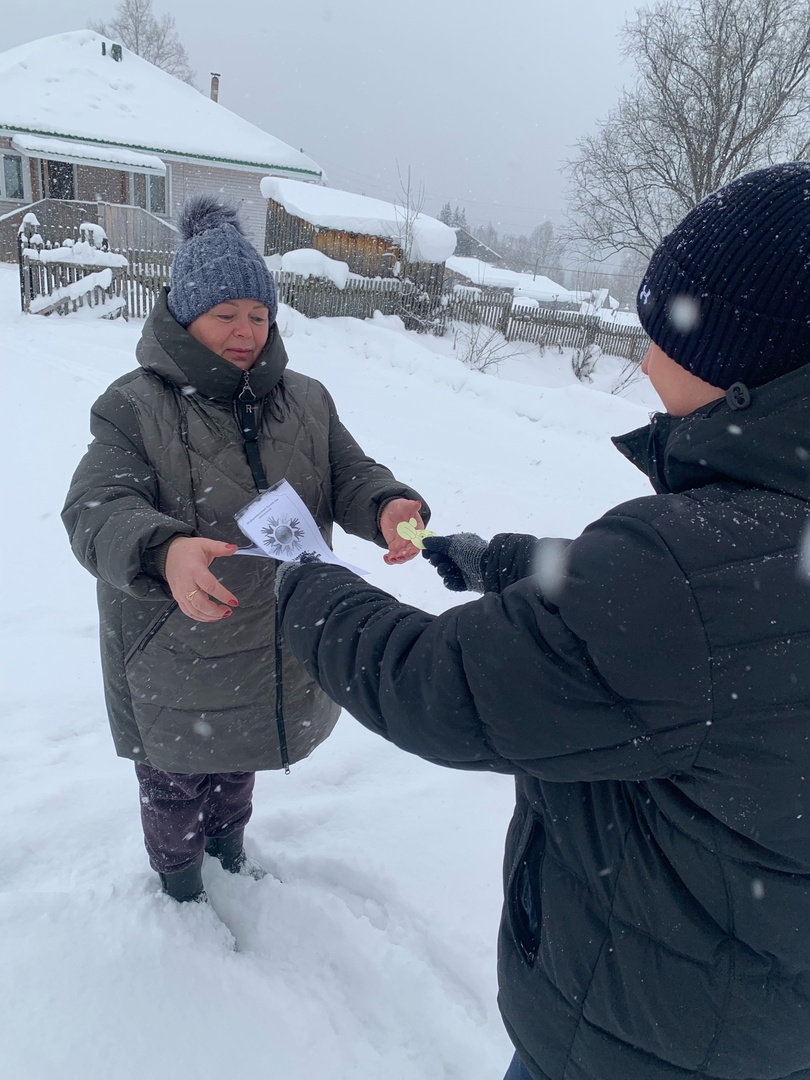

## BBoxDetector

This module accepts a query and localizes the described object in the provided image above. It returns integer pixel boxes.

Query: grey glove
[273,551,321,599]
[421,534,489,593]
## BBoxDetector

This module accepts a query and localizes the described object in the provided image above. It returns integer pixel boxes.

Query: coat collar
[135,288,288,403]
[613,364,810,501]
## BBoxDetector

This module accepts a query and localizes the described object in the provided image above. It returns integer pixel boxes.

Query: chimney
[111,43,123,61]
[210,73,220,102]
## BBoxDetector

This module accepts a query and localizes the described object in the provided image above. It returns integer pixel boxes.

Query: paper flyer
[233,479,368,575]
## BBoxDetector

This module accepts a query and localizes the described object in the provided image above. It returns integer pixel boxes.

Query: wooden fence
[18,242,647,362]
[20,235,173,319]
[96,204,179,252]
[273,271,404,320]
[1,200,99,261]
[120,249,173,318]
[441,290,647,363]
[0,199,177,263]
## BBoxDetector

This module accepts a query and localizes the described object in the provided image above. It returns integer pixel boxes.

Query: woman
[62,194,429,904]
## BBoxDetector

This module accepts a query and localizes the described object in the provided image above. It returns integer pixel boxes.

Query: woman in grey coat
[62,195,429,903]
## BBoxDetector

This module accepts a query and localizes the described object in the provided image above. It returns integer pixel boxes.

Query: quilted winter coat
[62,289,428,774]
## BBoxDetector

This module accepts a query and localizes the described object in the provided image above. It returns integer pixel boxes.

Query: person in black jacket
[274,163,810,1080]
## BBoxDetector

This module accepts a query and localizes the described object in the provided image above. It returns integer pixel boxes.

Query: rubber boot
[158,852,207,902]
[205,828,267,880]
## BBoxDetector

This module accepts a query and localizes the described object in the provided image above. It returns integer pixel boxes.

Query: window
[148,174,167,215]
[1,154,25,200]
[42,159,75,200]
[131,170,168,215]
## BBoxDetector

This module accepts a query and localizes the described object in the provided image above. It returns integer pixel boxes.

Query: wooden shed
[262,178,456,299]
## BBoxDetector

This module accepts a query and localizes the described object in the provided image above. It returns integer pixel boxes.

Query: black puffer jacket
[277,364,810,1080]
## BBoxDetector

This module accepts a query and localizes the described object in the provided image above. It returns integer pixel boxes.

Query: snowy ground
[0,263,659,1080]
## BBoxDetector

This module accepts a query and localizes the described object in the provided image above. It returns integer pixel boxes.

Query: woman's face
[187,299,271,370]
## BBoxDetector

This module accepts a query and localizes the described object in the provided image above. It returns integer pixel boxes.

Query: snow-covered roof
[446,255,576,304]
[0,31,323,179]
[11,133,166,174]
[261,177,457,264]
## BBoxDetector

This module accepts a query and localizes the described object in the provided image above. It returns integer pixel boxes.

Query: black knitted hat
[637,163,810,389]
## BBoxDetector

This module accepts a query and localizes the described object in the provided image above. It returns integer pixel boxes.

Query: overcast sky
[3,0,636,234]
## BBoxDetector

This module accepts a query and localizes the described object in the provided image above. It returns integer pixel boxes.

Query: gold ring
[185,589,199,601]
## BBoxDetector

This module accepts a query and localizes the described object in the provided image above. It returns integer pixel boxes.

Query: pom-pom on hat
[167,194,277,328]
[636,163,810,389]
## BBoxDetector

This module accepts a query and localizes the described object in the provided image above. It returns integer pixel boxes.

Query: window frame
[41,158,76,201]
[129,167,170,216]
[0,153,27,201]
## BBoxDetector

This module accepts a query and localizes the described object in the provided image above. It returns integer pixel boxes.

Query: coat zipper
[235,372,289,772]
[236,371,270,493]
[124,602,177,666]
[508,814,540,965]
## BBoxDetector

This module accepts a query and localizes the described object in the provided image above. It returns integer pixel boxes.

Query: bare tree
[90,0,196,85]
[393,163,427,284]
[565,0,810,259]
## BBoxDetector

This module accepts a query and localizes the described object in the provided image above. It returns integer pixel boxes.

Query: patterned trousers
[135,762,255,874]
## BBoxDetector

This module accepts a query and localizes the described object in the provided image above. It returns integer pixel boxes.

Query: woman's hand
[164,536,239,621]
[379,498,426,565]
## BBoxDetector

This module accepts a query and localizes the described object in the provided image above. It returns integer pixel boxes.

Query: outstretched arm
[276,512,710,781]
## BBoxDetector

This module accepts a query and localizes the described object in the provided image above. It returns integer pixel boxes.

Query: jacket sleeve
[61,383,194,599]
[484,533,573,594]
[277,508,712,782]
[323,388,430,547]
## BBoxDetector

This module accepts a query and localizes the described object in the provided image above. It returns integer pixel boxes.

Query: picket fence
[19,240,647,363]
[443,290,647,362]
[20,241,173,319]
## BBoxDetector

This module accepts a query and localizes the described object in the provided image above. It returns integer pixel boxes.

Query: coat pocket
[123,601,176,666]
[506,814,546,966]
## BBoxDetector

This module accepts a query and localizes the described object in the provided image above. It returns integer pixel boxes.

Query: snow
[446,255,577,304]
[0,31,323,178]
[280,248,351,289]
[0,261,659,1079]
[512,295,539,309]
[261,177,457,263]
[580,304,642,326]
[11,133,166,174]
[27,266,114,313]
[15,211,40,231]
[23,241,129,268]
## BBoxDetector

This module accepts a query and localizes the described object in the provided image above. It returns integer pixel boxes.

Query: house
[445,255,580,307]
[453,227,502,264]
[261,177,457,297]
[0,30,324,256]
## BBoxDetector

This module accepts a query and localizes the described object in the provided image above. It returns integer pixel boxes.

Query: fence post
[17,235,27,313]
[497,294,512,337]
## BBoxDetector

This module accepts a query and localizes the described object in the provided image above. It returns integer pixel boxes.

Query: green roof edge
[1,125,323,178]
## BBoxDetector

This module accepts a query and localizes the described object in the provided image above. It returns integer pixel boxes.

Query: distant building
[262,177,457,299]
[0,30,323,255]
[453,227,502,264]
[445,255,580,307]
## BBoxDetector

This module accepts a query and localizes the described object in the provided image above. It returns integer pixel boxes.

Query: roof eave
[0,125,323,180]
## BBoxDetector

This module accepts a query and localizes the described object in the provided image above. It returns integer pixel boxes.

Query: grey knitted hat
[637,163,810,389]
[167,194,277,328]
